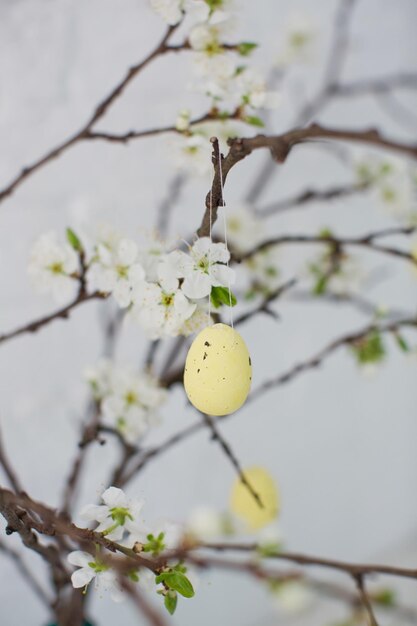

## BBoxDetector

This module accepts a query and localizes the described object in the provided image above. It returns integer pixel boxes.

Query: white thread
[216,141,234,328]
[208,184,213,320]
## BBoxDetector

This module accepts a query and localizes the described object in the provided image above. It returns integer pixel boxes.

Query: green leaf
[157,571,195,598]
[234,65,247,76]
[66,227,82,251]
[143,532,166,556]
[257,541,282,557]
[313,274,328,296]
[373,587,396,606]
[244,115,265,128]
[351,331,386,365]
[394,333,409,353]
[164,590,178,615]
[210,286,237,308]
[237,41,258,56]
[128,570,139,583]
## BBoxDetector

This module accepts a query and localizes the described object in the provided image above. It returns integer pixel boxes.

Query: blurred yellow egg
[230,466,279,530]
[183,323,252,416]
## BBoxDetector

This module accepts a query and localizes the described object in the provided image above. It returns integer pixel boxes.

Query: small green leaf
[313,274,328,296]
[394,333,409,353]
[351,331,386,365]
[128,570,139,583]
[244,115,265,128]
[318,227,334,239]
[234,65,247,76]
[66,227,82,251]
[373,587,396,606]
[143,532,166,556]
[162,571,195,598]
[257,541,282,557]
[237,42,258,56]
[164,590,178,615]
[210,286,237,308]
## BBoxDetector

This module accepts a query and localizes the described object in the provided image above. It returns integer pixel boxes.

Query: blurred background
[1,0,417,624]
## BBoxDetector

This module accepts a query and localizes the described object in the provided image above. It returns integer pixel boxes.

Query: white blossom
[189,10,235,53]
[244,246,281,295]
[176,108,191,131]
[276,12,316,67]
[149,0,183,25]
[137,233,174,283]
[84,358,113,401]
[80,486,144,541]
[186,506,225,539]
[220,204,264,254]
[258,523,283,552]
[356,154,417,221]
[179,305,212,336]
[270,580,313,614]
[85,359,166,444]
[68,550,124,602]
[28,231,78,303]
[171,133,213,175]
[132,276,196,339]
[159,237,235,299]
[88,237,145,308]
[235,69,281,110]
[191,52,238,101]
[149,0,210,26]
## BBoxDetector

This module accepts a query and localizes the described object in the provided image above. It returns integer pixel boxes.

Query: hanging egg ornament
[184,323,252,416]
[230,466,280,530]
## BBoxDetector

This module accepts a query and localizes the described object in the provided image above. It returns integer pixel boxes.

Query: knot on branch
[268,138,291,163]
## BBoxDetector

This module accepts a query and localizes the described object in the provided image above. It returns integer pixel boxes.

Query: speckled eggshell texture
[184,323,252,416]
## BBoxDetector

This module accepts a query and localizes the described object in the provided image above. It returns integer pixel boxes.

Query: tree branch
[355,574,379,626]
[120,579,169,626]
[257,182,370,217]
[0,24,180,206]
[198,126,417,236]
[0,426,23,493]
[0,538,51,607]
[250,316,417,402]
[237,226,417,268]
[0,291,104,346]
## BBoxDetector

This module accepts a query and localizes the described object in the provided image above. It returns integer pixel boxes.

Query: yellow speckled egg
[184,323,252,416]
[230,466,280,530]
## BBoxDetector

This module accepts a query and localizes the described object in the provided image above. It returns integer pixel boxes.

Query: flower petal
[191,237,211,260]
[101,486,127,508]
[67,550,92,568]
[79,505,109,523]
[181,271,212,299]
[117,239,138,265]
[71,567,95,588]
[210,264,235,287]
[209,241,230,264]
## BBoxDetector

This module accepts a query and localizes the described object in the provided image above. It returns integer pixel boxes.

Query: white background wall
[0,0,417,624]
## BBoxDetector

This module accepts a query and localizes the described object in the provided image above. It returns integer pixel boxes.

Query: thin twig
[0,292,103,346]
[257,182,370,217]
[233,278,298,326]
[200,413,263,509]
[198,126,417,237]
[250,316,417,402]
[237,226,417,268]
[120,579,169,626]
[0,24,180,206]
[0,426,22,493]
[0,538,51,607]
[355,574,379,626]
[245,0,358,203]
[123,314,417,480]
